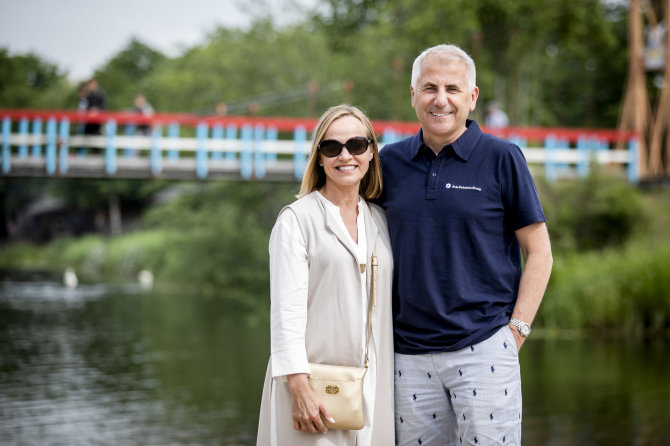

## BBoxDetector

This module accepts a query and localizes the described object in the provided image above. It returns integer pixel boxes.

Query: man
[378,44,553,446]
[84,78,107,136]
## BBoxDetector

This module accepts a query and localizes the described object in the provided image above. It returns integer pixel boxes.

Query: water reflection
[0,272,268,445]
[1,272,669,445]
[522,336,670,445]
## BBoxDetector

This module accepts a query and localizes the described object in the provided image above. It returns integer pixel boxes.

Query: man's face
[411,54,479,149]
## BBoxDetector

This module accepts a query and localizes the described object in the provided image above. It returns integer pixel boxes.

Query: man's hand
[508,323,525,352]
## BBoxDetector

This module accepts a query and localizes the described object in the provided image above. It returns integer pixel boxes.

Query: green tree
[145,20,343,116]
[142,181,296,307]
[94,39,167,110]
[0,49,71,108]
[311,0,629,127]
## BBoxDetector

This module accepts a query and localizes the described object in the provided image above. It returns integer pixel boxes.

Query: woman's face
[319,115,373,191]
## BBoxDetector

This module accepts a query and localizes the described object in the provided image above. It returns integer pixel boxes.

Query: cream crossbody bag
[307,243,378,431]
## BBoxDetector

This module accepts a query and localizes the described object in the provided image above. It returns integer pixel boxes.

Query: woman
[256,105,395,445]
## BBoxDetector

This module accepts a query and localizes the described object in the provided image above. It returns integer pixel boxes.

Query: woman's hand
[286,373,335,433]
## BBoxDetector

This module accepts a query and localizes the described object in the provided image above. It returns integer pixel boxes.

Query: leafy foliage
[141,181,297,308]
[94,39,168,110]
[539,167,645,252]
[310,0,629,126]
[49,178,168,211]
[0,49,70,108]
[540,239,670,333]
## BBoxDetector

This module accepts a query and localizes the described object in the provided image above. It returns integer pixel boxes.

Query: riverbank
[1,181,669,333]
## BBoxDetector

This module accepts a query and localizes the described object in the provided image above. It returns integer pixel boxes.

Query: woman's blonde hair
[297,104,382,199]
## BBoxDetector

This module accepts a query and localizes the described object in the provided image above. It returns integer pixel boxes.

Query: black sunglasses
[318,136,372,158]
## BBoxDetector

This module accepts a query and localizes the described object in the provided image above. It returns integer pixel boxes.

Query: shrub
[539,238,670,333]
[538,168,645,252]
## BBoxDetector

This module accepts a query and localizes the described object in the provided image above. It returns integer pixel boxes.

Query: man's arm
[510,221,553,350]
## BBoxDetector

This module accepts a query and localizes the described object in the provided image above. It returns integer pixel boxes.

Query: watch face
[520,324,530,336]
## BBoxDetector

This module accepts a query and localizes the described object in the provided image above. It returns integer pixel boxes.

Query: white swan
[63,267,78,289]
[138,269,154,289]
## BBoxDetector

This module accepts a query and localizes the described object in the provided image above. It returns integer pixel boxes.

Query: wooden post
[665,0,670,175]
[618,0,649,178]
[648,0,670,175]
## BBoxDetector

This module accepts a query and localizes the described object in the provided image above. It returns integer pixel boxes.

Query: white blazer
[256,191,395,446]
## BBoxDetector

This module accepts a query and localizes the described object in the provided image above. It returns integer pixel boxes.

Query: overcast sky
[0,0,317,81]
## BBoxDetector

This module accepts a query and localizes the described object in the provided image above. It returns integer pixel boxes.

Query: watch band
[509,318,531,337]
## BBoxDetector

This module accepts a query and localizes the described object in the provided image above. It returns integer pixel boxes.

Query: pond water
[1,271,669,445]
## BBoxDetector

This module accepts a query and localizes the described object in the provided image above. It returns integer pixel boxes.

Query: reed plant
[540,237,670,334]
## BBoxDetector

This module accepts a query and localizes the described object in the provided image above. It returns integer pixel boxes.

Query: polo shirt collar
[411,119,482,161]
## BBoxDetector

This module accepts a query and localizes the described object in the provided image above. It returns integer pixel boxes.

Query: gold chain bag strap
[307,227,378,430]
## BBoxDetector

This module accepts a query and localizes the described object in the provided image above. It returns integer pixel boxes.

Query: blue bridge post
[18,118,28,158]
[58,118,70,174]
[168,123,180,161]
[124,123,137,157]
[31,118,43,158]
[598,136,609,154]
[2,117,10,174]
[382,128,397,145]
[576,136,589,178]
[211,124,224,161]
[46,118,57,175]
[150,125,162,176]
[225,124,237,162]
[196,122,208,179]
[266,126,278,163]
[556,137,571,175]
[254,124,266,179]
[105,120,117,175]
[545,134,557,182]
[293,126,307,180]
[508,134,527,149]
[240,124,253,180]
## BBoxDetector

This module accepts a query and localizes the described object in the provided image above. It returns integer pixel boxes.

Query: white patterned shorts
[395,325,522,446]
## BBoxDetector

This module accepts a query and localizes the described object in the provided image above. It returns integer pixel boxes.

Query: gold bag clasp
[325,385,339,394]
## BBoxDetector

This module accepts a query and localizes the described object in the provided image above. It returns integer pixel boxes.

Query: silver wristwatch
[509,318,531,337]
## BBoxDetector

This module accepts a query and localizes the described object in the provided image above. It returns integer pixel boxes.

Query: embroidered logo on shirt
[445,182,482,192]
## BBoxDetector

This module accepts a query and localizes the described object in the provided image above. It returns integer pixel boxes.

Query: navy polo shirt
[379,120,545,354]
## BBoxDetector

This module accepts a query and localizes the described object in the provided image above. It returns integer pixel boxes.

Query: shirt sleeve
[269,208,311,378]
[501,145,546,229]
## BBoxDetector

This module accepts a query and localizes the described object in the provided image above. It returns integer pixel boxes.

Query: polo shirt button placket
[426,160,440,200]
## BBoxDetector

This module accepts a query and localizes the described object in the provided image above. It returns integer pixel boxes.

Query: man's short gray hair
[410,44,477,92]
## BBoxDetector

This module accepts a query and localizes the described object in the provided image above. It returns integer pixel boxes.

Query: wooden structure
[619,0,670,178]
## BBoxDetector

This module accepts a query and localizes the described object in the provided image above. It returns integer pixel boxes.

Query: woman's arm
[269,209,310,376]
[269,209,333,433]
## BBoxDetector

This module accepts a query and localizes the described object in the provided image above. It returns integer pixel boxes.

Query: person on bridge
[485,101,510,129]
[377,44,553,445]
[133,93,154,136]
[257,104,395,445]
[84,78,108,136]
